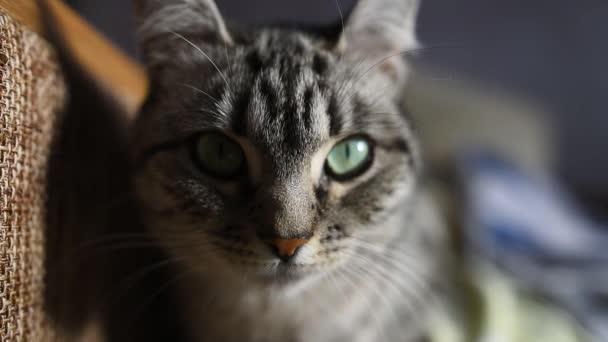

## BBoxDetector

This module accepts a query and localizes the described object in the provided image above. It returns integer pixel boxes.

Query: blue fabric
[457,152,608,340]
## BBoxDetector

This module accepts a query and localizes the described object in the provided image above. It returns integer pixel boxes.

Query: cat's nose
[264,238,308,261]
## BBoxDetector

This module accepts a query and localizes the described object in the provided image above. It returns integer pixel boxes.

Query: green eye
[325,137,372,179]
[192,132,245,178]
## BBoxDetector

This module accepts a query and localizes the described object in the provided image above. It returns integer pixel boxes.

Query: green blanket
[428,264,589,342]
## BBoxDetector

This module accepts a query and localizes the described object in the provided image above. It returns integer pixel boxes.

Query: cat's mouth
[209,230,341,283]
[218,248,318,283]
[257,262,316,284]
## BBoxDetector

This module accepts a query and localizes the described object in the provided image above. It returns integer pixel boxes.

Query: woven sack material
[0,12,65,341]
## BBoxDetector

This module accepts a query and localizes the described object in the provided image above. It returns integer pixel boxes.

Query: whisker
[129,270,194,324]
[348,249,430,298]
[314,271,344,317]
[350,238,429,271]
[336,56,367,108]
[343,257,413,330]
[348,238,435,288]
[223,41,234,77]
[335,266,388,340]
[170,30,231,91]
[325,264,349,309]
[178,83,222,105]
[343,250,434,319]
[100,255,190,313]
[366,81,399,108]
[334,0,346,63]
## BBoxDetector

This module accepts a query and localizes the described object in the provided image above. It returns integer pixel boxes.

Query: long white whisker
[170,30,231,90]
[341,247,425,297]
[335,0,346,63]
[336,56,367,107]
[352,244,432,286]
[345,249,433,308]
[299,273,331,318]
[349,236,423,261]
[344,257,417,331]
[335,0,345,40]
[178,83,222,105]
[353,263,433,331]
[347,238,436,297]
[336,265,389,341]
[224,43,234,76]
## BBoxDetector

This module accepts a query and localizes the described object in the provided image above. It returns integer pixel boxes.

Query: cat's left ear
[134,0,232,67]
[338,0,420,86]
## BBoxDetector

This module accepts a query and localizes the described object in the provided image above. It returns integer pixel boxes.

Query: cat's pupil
[325,137,372,179]
[193,133,244,178]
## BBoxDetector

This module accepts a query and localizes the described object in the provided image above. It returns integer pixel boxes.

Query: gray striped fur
[132,0,447,341]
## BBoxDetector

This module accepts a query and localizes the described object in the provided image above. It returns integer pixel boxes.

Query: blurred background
[65,0,608,218]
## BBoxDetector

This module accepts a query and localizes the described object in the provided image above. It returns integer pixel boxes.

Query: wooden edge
[0,0,148,115]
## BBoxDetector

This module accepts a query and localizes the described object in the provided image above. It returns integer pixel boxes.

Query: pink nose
[265,238,308,260]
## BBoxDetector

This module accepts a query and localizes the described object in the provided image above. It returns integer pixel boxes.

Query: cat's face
[133,0,421,285]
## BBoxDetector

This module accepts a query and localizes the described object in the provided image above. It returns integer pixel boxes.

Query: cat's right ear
[134,0,232,68]
[337,0,420,89]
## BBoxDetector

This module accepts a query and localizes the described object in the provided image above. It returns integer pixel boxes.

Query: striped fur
[131,0,447,341]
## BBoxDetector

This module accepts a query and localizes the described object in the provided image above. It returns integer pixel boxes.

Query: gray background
[66,0,608,208]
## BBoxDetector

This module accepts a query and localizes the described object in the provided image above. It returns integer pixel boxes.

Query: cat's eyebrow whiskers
[223,42,234,76]
[170,30,232,92]
[365,82,398,108]
[336,56,368,109]
[334,0,346,60]
[178,83,222,106]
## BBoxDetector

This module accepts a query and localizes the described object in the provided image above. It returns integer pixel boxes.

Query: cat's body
[128,0,448,341]
[43,0,450,341]
[41,0,560,340]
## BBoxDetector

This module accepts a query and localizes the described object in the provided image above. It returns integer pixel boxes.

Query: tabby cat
[130,0,447,340]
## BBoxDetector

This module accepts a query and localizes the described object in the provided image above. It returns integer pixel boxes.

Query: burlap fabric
[0,12,65,341]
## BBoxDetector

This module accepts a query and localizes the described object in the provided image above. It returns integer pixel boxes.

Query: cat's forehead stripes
[137,30,415,180]
[217,32,350,165]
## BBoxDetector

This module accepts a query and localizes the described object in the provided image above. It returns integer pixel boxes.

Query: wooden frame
[0,0,147,114]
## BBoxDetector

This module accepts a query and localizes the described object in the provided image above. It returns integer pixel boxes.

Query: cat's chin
[224,259,317,285]
[260,264,314,284]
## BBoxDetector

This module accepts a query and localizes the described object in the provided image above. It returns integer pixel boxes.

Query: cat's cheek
[323,157,382,203]
[134,170,180,214]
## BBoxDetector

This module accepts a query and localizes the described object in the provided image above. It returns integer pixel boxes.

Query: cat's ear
[338,0,420,85]
[134,0,232,67]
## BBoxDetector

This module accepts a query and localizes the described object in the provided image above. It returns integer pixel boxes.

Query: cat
[127,0,448,341]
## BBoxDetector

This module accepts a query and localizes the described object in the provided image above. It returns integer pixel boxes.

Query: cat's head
[133,0,422,285]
